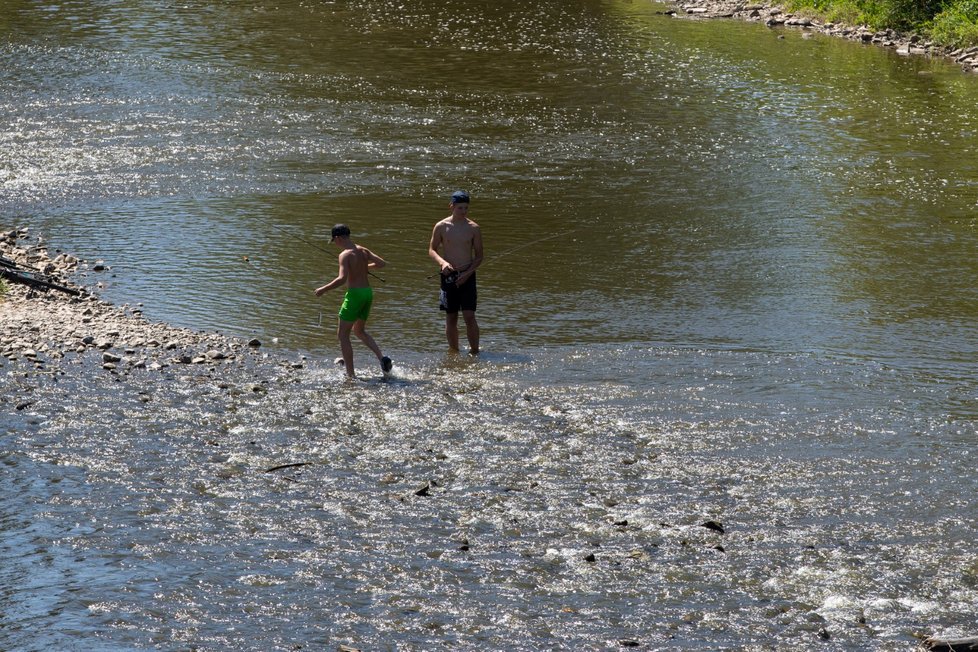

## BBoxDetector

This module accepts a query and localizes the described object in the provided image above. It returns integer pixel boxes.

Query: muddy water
[3,0,978,649]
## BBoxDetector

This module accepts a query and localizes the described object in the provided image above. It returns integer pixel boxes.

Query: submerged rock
[701,520,726,534]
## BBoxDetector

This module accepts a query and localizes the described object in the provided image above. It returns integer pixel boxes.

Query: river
[2,0,978,650]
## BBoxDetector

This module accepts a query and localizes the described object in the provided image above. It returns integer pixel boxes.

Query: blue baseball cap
[450,190,470,204]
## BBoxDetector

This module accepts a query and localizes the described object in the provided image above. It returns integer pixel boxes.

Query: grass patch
[785,0,978,45]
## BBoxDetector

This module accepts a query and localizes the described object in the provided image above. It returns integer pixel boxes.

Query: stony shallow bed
[3,227,976,651]
[1,228,271,377]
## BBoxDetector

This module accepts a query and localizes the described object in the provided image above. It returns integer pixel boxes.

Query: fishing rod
[264,221,388,329]
[426,227,580,280]
[252,220,387,283]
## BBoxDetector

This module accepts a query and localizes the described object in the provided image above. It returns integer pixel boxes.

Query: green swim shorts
[338,287,373,322]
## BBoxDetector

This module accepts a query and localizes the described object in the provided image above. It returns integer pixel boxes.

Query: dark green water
[3,1,978,650]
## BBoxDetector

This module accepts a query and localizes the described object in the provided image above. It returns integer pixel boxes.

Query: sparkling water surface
[2,0,978,650]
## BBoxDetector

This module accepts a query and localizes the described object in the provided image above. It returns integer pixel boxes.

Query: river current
[2,1,978,650]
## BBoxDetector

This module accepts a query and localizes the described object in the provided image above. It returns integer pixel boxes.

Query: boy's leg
[445,312,460,351]
[352,320,384,361]
[337,320,356,377]
[462,310,479,355]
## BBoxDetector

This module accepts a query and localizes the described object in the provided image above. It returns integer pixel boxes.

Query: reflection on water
[3,0,978,649]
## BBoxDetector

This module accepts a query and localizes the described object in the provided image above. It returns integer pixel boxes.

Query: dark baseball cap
[330,224,351,241]
[450,190,470,204]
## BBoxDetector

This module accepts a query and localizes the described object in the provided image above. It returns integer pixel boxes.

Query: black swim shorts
[439,272,477,313]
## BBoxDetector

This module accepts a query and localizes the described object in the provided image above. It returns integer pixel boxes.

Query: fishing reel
[440,270,462,290]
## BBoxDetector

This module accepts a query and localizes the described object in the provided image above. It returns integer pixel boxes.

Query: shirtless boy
[428,190,483,355]
[314,224,393,379]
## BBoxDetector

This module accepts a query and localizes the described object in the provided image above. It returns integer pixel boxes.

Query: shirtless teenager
[428,190,484,355]
[314,224,393,379]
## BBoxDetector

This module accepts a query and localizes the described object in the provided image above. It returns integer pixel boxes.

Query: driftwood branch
[0,260,81,296]
[924,636,978,651]
[264,462,312,474]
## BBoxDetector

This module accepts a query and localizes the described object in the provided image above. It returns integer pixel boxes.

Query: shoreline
[1,228,276,382]
[669,0,978,72]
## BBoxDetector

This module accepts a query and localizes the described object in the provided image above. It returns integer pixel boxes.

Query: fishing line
[242,226,375,331]
[488,227,580,264]
[246,219,386,282]
[426,226,581,279]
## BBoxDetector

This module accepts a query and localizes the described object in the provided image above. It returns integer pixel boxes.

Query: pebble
[0,229,260,377]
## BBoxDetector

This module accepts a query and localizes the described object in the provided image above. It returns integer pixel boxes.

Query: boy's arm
[428,222,452,272]
[361,246,387,269]
[314,254,349,296]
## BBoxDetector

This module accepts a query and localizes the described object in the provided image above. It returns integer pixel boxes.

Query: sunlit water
[2,0,978,650]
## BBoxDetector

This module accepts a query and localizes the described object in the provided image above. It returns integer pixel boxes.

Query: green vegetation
[930,0,978,45]
[0,278,7,300]
[786,0,978,46]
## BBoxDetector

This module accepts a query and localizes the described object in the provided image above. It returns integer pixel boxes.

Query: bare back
[339,245,373,288]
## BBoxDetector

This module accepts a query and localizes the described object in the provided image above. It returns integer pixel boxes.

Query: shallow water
[3,0,978,650]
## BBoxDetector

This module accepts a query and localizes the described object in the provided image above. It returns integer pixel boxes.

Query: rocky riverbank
[670,0,978,72]
[1,228,281,384]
